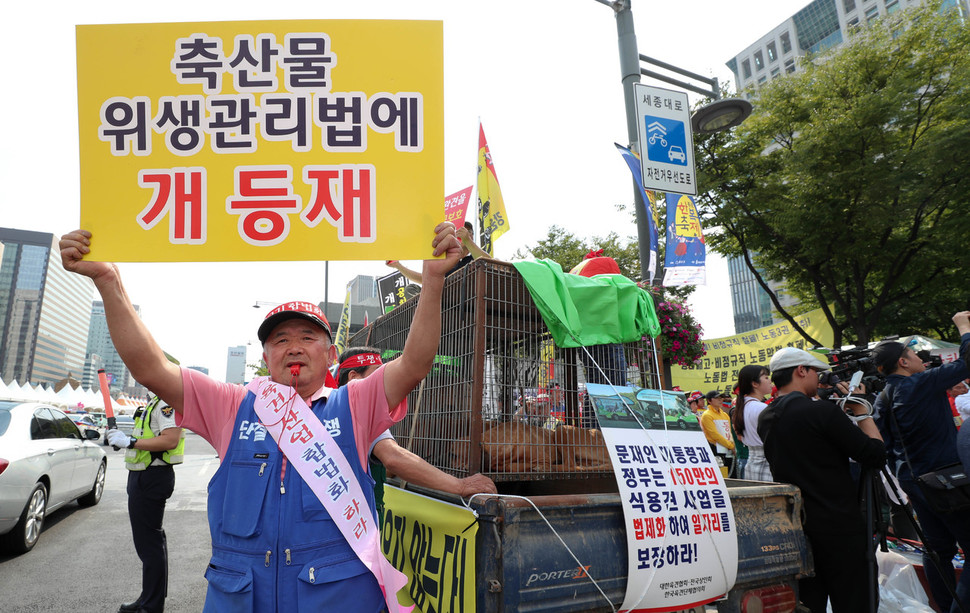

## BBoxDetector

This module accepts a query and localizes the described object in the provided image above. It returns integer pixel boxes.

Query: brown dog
[481,422,557,473]
[554,425,612,471]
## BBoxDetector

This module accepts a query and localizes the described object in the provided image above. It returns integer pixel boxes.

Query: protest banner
[381,485,478,613]
[587,383,737,612]
[377,271,410,314]
[77,20,443,262]
[670,308,835,393]
[444,186,473,226]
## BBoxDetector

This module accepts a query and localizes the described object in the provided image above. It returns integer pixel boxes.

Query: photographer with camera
[873,312,970,613]
[757,347,885,613]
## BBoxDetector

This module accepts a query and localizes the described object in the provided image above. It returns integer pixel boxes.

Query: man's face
[262,318,336,393]
[800,365,820,397]
[901,348,926,374]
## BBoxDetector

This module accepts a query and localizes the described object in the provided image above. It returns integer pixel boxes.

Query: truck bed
[394,479,811,613]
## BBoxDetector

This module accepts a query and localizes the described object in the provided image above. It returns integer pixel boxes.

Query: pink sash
[247,377,412,613]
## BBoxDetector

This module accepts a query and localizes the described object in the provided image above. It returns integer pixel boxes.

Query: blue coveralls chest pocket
[202,389,385,613]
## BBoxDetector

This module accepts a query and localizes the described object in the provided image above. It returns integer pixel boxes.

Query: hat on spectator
[687,391,704,403]
[872,341,907,373]
[705,390,722,401]
[258,301,333,344]
[768,347,831,372]
[718,392,733,399]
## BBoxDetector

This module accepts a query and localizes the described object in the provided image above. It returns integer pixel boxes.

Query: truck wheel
[1,483,47,554]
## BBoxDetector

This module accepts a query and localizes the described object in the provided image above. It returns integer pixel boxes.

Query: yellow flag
[476,123,509,255]
[333,287,352,359]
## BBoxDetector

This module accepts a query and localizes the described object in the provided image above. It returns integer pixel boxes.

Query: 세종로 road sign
[633,84,696,196]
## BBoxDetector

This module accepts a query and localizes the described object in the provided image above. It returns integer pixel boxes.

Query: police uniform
[122,397,185,613]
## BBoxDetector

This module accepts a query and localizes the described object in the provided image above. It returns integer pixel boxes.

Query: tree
[513,223,642,280]
[695,1,970,347]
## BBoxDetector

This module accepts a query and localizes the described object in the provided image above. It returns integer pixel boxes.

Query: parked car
[0,401,107,554]
[68,413,103,434]
[102,415,136,446]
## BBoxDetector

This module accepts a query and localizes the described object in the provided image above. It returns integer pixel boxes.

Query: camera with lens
[821,346,886,397]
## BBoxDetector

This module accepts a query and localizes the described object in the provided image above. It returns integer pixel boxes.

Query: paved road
[0,432,219,613]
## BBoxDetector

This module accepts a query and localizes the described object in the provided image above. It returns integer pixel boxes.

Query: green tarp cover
[512,259,661,348]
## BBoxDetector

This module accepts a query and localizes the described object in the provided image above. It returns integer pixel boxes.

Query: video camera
[819,340,944,400]
[820,346,886,398]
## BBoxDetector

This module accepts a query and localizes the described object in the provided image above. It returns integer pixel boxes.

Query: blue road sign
[643,116,688,166]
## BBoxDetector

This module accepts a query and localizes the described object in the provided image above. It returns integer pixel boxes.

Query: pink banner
[247,377,412,613]
[444,186,473,226]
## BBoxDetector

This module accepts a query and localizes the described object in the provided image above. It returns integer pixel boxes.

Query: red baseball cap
[257,301,332,344]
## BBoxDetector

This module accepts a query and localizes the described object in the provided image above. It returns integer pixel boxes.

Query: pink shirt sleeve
[177,367,247,459]
[348,364,407,471]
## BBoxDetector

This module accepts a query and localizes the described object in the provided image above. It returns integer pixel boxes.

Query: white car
[0,402,107,554]
[668,145,686,163]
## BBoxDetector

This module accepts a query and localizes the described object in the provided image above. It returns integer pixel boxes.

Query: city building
[723,0,968,332]
[727,0,968,94]
[83,300,142,394]
[226,345,247,384]
[321,275,383,343]
[0,228,94,386]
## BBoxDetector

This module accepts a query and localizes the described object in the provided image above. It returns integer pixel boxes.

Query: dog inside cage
[349,259,662,495]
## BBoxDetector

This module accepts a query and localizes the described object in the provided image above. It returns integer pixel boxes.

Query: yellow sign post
[671,308,835,394]
[77,20,443,262]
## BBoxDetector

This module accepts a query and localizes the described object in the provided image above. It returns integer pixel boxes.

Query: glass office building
[84,300,140,393]
[0,228,94,385]
[726,0,969,93]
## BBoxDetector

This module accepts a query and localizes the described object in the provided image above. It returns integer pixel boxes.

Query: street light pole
[613,0,654,284]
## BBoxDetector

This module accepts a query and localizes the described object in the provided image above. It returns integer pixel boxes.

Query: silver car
[0,401,107,554]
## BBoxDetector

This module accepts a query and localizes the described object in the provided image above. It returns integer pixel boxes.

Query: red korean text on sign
[138,168,207,244]
[303,164,377,242]
[227,166,303,246]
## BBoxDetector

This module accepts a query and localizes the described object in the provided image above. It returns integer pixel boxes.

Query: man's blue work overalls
[202,388,385,612]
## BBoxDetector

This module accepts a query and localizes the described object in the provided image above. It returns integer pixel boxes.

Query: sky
[1,0,811,382]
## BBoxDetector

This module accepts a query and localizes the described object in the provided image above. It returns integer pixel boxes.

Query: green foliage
[513,224,642,280]
[249,359,268,377]
[695,1,970,345]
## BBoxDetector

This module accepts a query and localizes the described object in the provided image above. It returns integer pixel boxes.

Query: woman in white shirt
[731,364,774,481]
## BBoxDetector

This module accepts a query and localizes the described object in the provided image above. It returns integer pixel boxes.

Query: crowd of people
[680,315,970,613]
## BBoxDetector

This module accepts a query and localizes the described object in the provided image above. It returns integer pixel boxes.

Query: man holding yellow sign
[60,221,460,613]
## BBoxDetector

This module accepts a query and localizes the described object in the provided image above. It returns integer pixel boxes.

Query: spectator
[700,391,735,476]
[873,313,970,613]
[732,365,774,482]
[335,346,496,513]
[758,347,884,613]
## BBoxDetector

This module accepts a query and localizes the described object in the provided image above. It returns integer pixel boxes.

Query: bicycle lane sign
[633,83,696,196]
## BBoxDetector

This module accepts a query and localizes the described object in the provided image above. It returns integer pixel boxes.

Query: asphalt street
[0,432,219,613]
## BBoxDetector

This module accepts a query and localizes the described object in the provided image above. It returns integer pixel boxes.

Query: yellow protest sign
[381,485,478,613]
[670,308,835,394]
[76,20,443,262]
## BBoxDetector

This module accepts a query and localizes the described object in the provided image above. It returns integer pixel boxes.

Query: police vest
[125,397,185,470]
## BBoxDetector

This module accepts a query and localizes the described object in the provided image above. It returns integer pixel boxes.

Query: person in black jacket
[758,347,885,613]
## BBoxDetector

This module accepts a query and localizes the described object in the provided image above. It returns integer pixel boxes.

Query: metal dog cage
[349,259,662,486]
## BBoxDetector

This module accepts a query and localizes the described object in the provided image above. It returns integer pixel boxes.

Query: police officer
[107,396,184,613]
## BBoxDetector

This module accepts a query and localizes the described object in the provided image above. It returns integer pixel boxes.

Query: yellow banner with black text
[381,485,478,613]
[671,308,834,394]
